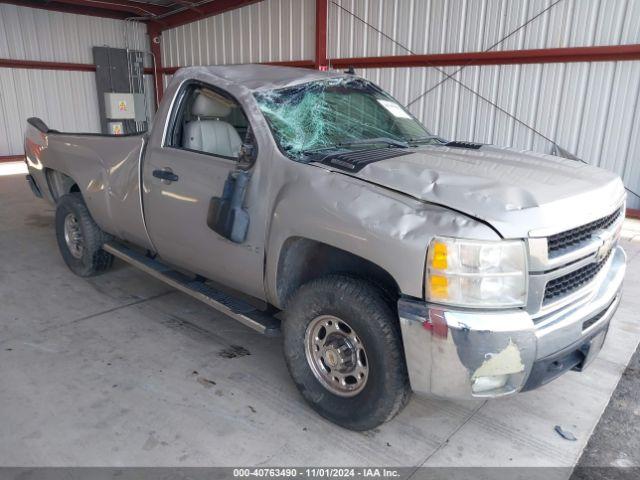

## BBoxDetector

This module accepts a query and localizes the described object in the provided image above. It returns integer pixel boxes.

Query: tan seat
[183,93,242,158]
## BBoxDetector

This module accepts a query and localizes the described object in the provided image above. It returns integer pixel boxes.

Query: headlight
[426,237,528,308]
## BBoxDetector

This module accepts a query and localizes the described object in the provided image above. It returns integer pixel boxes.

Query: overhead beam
[6,46,639,76]
[0,0,133,19]
[159,0,263,30]
[43,0,171,16]
[171,0,204,15]
[330,45,640,69]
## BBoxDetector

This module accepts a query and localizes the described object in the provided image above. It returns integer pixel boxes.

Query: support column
[315,0,328,70]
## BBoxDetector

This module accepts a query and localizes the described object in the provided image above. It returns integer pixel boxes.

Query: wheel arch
[45,168,80,201]
[275,237,401,310]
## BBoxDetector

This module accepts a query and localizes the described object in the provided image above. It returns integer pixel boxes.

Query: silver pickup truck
[24,65,626,431]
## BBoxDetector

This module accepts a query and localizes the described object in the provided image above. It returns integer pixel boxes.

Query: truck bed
[24,117,153,250]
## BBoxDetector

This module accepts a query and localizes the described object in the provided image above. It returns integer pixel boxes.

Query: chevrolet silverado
[24,65,626,430]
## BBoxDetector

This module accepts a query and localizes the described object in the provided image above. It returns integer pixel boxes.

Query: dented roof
[171,64,348,92]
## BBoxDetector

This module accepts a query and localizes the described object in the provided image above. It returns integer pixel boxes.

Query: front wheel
[283,275,410,430]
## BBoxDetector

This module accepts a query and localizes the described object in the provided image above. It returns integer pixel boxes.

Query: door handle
[152,168,179,183]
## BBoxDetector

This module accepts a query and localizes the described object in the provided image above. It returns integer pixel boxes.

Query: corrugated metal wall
[326,0,640,207]
[0,70,101,155]
[0,4,150,157]
[161,0,315,67]
[0,5,147,63]
[328,0,640,58]
[358,61,640,207]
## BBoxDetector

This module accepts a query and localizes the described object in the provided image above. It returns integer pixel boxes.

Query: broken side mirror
[237,128,257,170]
[237,143,256,170]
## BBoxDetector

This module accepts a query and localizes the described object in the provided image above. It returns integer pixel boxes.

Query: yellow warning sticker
[118,101,127,112]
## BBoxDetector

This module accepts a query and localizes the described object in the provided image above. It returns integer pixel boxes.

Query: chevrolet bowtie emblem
[595,231,615,262]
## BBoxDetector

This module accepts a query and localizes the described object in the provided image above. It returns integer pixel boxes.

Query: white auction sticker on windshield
[377,99,412,119]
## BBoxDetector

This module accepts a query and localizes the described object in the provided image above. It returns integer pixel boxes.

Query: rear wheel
[283,275,410,430]
[55,193,113,276]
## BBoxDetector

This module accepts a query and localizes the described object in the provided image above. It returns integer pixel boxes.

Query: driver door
[141,81,265,299]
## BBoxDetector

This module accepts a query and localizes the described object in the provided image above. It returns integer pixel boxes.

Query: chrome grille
[547,208,621,258]
[543,252,611,304]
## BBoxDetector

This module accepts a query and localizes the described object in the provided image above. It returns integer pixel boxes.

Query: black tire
[283,275,410,430]
[55,193,113,277]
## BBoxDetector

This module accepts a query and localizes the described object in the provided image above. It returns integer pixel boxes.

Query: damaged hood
[346,145,626,238]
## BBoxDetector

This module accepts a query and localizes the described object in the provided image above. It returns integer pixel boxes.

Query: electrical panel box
[94,47,147,134]
[133,94,147,122]
[104,92,146,121]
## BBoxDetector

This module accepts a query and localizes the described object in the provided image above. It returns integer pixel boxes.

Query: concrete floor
[1,165,640,472]
[572,339,640,477]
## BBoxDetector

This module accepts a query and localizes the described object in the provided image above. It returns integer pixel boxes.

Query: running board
[103,242,280,336]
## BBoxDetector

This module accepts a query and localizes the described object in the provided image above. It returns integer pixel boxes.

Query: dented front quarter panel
[264,153,500,306]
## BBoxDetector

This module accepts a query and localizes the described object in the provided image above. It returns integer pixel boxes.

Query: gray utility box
[104,92,146,121]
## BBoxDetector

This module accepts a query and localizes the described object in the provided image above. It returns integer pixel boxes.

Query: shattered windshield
[254,77,437,160]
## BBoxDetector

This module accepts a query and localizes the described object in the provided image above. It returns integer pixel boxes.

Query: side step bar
[103,242,281,336]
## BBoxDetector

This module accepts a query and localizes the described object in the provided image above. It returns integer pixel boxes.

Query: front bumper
[398,245,626,399]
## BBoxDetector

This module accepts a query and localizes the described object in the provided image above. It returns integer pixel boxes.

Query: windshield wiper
[408,135,444,145]
[300,137,408,157]
[337,137,409,148]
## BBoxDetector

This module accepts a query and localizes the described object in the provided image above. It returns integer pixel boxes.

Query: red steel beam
[0,57,312,78]
[0,57,155,74]
[263,60,316,69]
[0,58,97,71]
[160,66,178,75]
[315,0,328,70]
[0,155,25,163]
[159,0,263,30]
[330,44,640,69]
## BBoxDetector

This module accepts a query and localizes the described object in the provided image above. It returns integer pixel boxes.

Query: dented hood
[349,145,626,238]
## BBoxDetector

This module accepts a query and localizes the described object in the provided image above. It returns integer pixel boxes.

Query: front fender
[264,167,499,307]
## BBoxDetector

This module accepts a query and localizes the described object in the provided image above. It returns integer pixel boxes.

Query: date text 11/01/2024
[233,468,400,477]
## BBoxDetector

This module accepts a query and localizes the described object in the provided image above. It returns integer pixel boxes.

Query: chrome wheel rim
[304,315,369,397]
[63,213,84,259]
